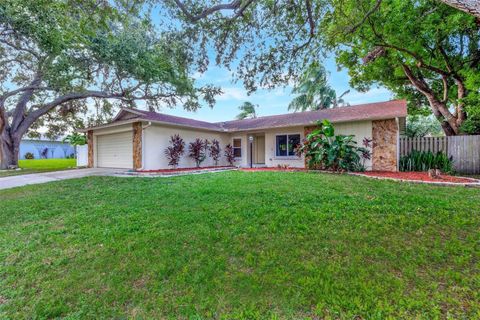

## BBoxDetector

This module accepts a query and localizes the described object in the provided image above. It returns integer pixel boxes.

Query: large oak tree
[0,0,219,168]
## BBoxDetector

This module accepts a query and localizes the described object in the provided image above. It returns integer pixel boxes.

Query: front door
[255,136,265,164]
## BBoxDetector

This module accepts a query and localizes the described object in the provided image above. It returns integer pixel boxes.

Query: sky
[160,56,393,122]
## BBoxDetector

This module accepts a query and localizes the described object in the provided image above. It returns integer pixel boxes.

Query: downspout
[395,117,400,172]
[137,121,152,171]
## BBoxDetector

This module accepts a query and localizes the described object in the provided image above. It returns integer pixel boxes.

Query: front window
[233,138,242,158]
[276,134,300,157]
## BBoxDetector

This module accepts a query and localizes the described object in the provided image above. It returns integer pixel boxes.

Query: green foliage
[63,133,87,146]
[289,62,349,112]
[1,172,479,318]
[236,102,258,120]
[405,115,443,138]
[399,150,453,172]
[323,0,479,135]
[460,104,480,134]
[24,152,34,160]
[296,119,369,171]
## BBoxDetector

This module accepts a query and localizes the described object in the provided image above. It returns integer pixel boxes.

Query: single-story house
[19,135,75,160]
[80,100,407,171]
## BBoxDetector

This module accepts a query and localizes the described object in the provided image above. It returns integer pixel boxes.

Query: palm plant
[289,62,349,112]
[63,132,87,146]
[236,102,258,120]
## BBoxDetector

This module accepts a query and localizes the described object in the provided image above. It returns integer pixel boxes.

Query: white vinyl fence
[76,145,88,167]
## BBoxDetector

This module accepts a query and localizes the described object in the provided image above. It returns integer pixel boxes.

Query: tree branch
[172,0,254,23]
[346,0,382,33]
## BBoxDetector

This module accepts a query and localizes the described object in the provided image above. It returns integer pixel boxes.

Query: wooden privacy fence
[399,135,480,174]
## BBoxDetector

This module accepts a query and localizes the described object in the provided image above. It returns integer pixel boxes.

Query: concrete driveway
[0,168,121,190]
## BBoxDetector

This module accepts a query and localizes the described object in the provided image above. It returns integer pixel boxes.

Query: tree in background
[62,133,87,146]
[236,102,258,120]
[405,115,443,138]
[208,139,221,166]
[165,134,186,168]
[289,62,349,112]
[0,0,220,169]
[188,138,208,167]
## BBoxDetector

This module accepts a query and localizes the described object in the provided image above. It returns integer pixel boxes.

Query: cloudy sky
[160,55,393,122]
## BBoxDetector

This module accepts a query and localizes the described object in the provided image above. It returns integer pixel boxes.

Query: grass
[0,158,77,177]
[1,171,479,319]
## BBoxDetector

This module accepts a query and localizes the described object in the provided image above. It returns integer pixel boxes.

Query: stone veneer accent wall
[132,122,142,170]
[87,130,94,168]
[372,119,398,171]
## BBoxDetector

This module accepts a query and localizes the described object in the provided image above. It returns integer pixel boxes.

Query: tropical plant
[236,102,258,120]
[399,150,453,173]
[296,119,368,172]
[289,62,349,112]
[188,138,208,167]
[209,139,221,166]
[224,144,235,166]
[24,152,34,160]
[164,134,185,168]
[63,133,87,146]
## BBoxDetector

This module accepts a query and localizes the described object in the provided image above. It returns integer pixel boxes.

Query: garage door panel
[97,131,133,168]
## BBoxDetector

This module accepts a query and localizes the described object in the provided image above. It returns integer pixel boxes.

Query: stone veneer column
[372,119,398,171]
[87,130,94,168]
[132,122,142,170]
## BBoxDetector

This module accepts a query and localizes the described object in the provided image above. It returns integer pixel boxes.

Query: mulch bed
[360,171,478,184]
[240,167,306,172]
[136,166,235,173]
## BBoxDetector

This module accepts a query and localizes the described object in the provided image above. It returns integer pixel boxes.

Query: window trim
[232,138,242,159]
[275,133,301,158]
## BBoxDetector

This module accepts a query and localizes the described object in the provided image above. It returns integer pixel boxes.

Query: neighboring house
[19,135,75,160]
[80,100,407,171]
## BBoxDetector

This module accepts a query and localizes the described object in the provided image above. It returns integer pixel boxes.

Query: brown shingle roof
[132,109,224,131]
[85,100,406,132]
[218,100,407,131]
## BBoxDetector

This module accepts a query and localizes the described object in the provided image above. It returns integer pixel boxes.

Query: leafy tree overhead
[159,0,480,136]
[0,0,220,169]
[289,62,349,112]
[323,0,480,136]
[236,102,258,119]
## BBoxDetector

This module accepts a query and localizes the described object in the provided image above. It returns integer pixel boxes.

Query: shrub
[296,119,369,172]
[399,150,453,173]
[164,134,185,168]
[224,144,235,166]
[209,139,221,166]
[188,138,208,167]
[24,152,34,159]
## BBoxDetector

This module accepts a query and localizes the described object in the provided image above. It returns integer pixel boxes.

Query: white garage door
[97,131,133,168]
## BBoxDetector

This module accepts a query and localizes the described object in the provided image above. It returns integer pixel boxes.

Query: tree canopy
[159,0,480,136]
[0,0,219,168]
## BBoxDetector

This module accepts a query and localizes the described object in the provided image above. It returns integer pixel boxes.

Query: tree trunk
[0,129,20,169]
[440,0,480,19]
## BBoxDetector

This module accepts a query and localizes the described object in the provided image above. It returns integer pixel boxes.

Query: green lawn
[0,158,77,177]
[1,172,479,319]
